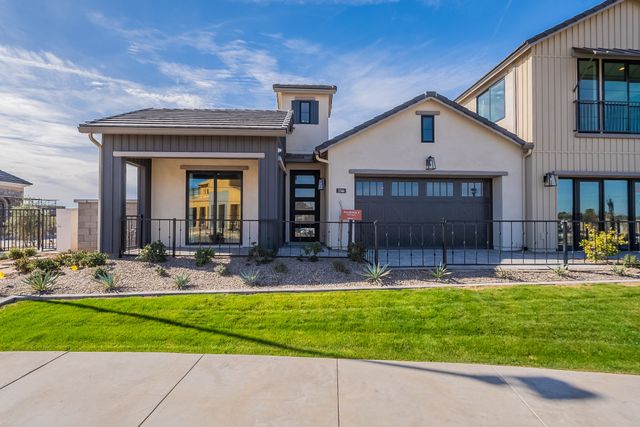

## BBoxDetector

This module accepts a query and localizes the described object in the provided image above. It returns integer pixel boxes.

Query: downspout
[523,146,533,225]
[87,132,103,252]
[314,150,329,164]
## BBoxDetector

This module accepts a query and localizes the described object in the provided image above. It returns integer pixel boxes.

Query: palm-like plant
[23,269,58,294]
[360,263,391,284]
[430,263,451,281]
[94,272,118,292]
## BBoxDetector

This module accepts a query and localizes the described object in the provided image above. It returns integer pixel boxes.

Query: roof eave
[78,126,289,137]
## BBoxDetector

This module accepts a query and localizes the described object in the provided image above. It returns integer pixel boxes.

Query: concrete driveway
[0,352,638,427]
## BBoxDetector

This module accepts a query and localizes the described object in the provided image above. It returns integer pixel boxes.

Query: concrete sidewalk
[0,352,638,427]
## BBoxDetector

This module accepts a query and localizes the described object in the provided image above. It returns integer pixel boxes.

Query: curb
[1,279,638,307]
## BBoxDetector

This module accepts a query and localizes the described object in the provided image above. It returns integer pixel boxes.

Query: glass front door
[187,171,242,245]
[290,171,320,242]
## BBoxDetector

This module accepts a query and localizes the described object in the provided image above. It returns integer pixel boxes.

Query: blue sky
[0,0,602,205]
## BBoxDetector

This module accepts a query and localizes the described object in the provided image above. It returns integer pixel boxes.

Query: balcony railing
[575,100,640,134]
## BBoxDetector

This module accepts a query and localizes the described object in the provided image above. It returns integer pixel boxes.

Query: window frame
[476,78,506,123]
[299,100,311,124]
[420,115,435,143]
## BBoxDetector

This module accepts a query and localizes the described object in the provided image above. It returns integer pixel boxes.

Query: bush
[195,248,215,267]
[23,269,58,293]
[622,254,640,269]
[30,258,61,274]
[94,272,118,292]
[332,260,349,274]
[93,266,110,280]
[14,257,33,274]
[612,265,629,277]
[82,252,108,267]
[550,265,570,277]
[580,224,627,262]
[248,243,275,265]
[240,270,260,285]
[174,274,191,290]
[0,252,8,261]
[348,242,366,263]
[55,250,108,269]
[302,242,323,262]
[273,261,288,274]
[137,241,167,263]
[214,264,229,276]
[23,248,38,257]
[8,248,25,260]
[359,263,391,284]
[155,266,169,277]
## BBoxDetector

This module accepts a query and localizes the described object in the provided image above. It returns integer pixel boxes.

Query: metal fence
[121,216,640,268]
[0,207,57,252]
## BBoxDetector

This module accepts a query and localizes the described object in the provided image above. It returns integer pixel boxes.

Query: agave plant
[430,263,451,281]
[23,269,58,294]
[360,263,391,284]
[550,265,570,277]
[240,270,260,286]
[174,274,191,289]
[94,272,118,292]
[612,265,629,277]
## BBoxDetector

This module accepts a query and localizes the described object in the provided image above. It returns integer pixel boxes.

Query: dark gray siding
[100,134,283,255]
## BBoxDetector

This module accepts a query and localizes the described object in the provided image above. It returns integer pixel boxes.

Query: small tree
[580,224,627,262]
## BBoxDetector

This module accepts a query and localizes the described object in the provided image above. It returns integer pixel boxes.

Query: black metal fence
[0,207,57,252]
[121,216,640,268]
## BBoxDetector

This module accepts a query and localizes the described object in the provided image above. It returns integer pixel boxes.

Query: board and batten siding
[529,0,640,221]
[100,134,283,255]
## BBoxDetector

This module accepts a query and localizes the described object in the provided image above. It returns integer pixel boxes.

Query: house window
[477,79,505,122]
[299,101,311,124]
[461,182,483,198]
[391,181,418,197]
[576,59,600,132]
[426,181,453,197]
[356,180,384,197]
[421,115,435,142]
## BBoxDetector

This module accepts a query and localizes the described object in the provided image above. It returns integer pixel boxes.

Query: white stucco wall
[324,98,525,249]
[279,92,331,154]
[150,158,259,247]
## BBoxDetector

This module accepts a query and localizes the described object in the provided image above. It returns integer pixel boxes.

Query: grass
[0,284,639,374]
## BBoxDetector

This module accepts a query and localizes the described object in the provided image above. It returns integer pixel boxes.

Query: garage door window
[426,182,454,197]
[462,182,484,197]
[356,180,384,197]
[392,181,419,197]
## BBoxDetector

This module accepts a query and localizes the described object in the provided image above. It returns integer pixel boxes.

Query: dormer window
[292,100,319,125]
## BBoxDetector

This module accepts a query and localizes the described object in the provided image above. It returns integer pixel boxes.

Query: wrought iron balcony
[575,100,640,134]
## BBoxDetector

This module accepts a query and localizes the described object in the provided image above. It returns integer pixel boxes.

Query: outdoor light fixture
[544,172,558,187]
[426,156,437,171]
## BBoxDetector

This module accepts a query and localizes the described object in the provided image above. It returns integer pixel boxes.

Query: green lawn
[1,284,639,374]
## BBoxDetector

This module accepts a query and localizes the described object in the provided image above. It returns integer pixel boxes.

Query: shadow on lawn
[39,300,600,401]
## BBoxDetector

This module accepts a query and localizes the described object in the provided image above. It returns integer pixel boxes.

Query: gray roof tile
[273,84,337,92]
[0,169,32,186]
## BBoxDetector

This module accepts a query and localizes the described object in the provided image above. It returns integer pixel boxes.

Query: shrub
[23,248,38,257]
[332,260,349,274]
[93,266,109,279]
[302,242,323,262]
[30,258,61,274]
[612,265,629,277]
[14,257,33,274]
[155,266,169,277]
[0,252,8,261]
[580,224,627,262]
[8,248,25,260]
[214,264,229,276]
[550,265,570,277]
[240,270,260,286]
[94,272,118,292]
[23,269,57,293]
[54,250,108,268]
[359,263,391,284]
[82,252,108,267]
[621,254,640,269]
[248,243,275,265]
[430,263,452,281]
[137,241,167,263]
[273,261,288,274]
[195,248,215,267]
[174,274,191,290]
[348,242,366,263]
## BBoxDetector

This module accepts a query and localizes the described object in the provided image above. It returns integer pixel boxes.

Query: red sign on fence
[340,209,363,221]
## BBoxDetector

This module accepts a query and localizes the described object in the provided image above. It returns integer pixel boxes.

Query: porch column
[99,140,126,256]
[133,158,152,246]
[258,144,281,249]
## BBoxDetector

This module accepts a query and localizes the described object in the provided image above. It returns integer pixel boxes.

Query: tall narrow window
[477,79,505,122]
[577,59,600,132]
[421,115,435,142]
[557,178,574,249]
[299,101,311,124]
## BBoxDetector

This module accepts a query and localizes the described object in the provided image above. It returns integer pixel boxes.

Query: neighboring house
[0,169,32,212]
[80,0,640,256]
[456,0,640,249]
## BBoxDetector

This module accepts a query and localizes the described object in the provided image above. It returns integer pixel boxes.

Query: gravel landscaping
[1,254,639,297]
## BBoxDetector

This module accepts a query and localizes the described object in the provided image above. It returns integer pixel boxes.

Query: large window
[421,115,435,142]
[477,79,505,122]
[577,59,600,132]
[187,171,242,245]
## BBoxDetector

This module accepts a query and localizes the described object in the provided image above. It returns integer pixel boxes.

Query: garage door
[355,178,492,248]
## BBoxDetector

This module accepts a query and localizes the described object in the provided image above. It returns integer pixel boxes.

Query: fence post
[441,218,448,267]
[347,220,353,245]
[37,209,42,251]
[138,215,144,249]
[562,220,569,266]
[373,221,379,266]
[119,217,125,258]
[172,218,177,257]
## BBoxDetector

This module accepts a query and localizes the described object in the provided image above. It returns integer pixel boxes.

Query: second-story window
[299,101,311,124]
[292,100,318,125]
[421,115,435,142]
[477,79,505,123]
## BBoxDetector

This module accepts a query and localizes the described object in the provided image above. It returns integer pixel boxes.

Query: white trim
[79,127,288,137]
[112,151,266,159]
[0,181,30,189]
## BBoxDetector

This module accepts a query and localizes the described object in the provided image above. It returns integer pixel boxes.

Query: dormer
[273,84,337,155]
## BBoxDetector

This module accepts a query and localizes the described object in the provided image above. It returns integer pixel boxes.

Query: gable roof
[456,0,622,102]
[79,108,294,136]
[315,92,532,153]
[0,169,32,186]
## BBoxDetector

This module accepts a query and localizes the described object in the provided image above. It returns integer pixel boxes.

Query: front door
[290,170,320,242]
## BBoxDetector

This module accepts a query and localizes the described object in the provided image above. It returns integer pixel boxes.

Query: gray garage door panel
[355,178,492,248]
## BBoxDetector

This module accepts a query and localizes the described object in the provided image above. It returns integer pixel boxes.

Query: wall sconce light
[426,156,437,171]
[544,172,558,187]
